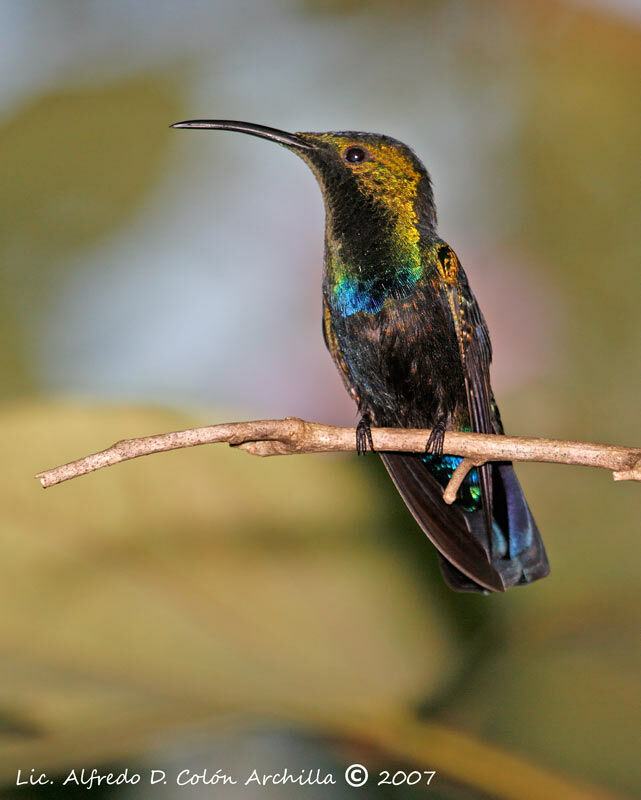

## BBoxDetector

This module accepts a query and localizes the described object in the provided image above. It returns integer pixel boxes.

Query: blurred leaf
[517,6,641,441]
[349,713,625,800]
[1,75,179,266]
[0,74,181,399]
[0,403,457,777]
[440,621,640,795]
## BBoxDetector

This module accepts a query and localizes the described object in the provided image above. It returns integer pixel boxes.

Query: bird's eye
[343,146,368,164]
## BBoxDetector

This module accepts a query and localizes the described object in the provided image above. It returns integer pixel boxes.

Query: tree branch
[442,457,484,504]
[35,417,641,497]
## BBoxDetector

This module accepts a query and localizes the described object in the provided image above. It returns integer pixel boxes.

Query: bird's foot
[356,414,375,456]
[425,419,447,457]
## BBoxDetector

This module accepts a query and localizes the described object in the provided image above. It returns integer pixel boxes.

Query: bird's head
[171,120,437,242]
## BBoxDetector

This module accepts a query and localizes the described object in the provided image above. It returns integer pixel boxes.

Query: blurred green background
[1,1,639,798]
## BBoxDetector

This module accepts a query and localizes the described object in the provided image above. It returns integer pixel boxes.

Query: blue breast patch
[333,269,419,317]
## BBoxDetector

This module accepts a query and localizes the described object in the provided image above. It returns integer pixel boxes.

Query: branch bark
[36,417,641,497]
[442,457,484,504]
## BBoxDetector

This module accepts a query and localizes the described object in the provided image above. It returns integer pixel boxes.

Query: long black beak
[170,119,314,150]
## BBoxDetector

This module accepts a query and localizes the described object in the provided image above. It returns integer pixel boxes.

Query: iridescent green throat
[313,135,426,318]
[327,215,423,317]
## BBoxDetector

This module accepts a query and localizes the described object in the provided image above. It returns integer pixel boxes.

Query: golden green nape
[298,131,425,214]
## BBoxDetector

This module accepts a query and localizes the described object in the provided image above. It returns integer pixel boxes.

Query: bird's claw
[425,420,446,457]
[356,414,375,455]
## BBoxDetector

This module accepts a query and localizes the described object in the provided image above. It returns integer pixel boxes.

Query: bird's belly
[331,299,465,428]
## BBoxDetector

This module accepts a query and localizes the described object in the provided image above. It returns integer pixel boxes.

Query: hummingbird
[171,119,550,593]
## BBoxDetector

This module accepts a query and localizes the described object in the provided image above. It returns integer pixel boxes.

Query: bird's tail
[381,452,550,593]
